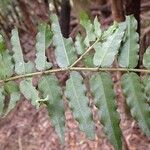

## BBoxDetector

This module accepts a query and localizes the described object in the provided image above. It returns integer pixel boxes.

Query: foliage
[90,72,122,150]
[38,75,65,142]
[118,15,139,68]
[4,81,20,114]
[51,14,77,67]
[35,23,52,71]
[0,50,14,79]
[93,22,126,67]
[143,46,150,69]
[20,78,40,107]
[65,71,95,139]
[0,13,150,150]
[0,87,4,116]
[143,75,150,102]
[121,73,150,136]
[11,28,34,75]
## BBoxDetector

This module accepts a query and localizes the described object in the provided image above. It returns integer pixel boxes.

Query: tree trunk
[60,0,71,38]
[110,0,125,22]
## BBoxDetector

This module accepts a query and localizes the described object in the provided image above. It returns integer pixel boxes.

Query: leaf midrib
[35,25,46,69]
[129,76,150,132]
[54,18,70,67]
[12,29,26,74]
[99,76,120,149]
[100,28,120,66]
[43,77,63,139]
[70,75,89,128]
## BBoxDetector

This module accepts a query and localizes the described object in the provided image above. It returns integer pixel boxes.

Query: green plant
[0,14,150,150]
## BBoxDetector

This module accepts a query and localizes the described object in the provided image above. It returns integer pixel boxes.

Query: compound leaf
[0,50,14,80]
[121,73,150,136]
[143,75,150,102]
[94,16,102,37]
[51,14,77,67]
[8,92,20,111]
[20,78,39,107]
[0,34,6,53]
[143,46,150,69]
[102,22,118,40]
[93,22,126,67]
[35,23,52,71]
[11,28,34,75]
[75,33,86,55]
[4,81,19,93]
[118,15,139,68]
[90,72,122,150]
[0,87,5,116]
[80,13,96,46]
[65,71,95,139]
[83,52,95,67]
[4,81,20,114]
[38,75,65,142]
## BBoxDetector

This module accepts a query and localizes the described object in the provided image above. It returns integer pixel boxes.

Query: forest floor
[0,0,150,150]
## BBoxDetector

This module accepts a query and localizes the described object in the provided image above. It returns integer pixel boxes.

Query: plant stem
[70,38,100,67]
[0,67,150,84]
[0,68,67,84]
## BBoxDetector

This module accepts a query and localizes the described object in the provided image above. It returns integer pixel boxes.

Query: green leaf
[4,81,19,93]
[3,81,20,114]
[20,78,39,107]
[80,13,96,46]
[7,92,20,114]
[143,75,150,102]
[90,72,122,150]
[38,75,65,142]
[75,34,86,55]
[11,28,34,75]
[94,16,102,37]
[0,0,11,15]
[93,22,126,67]
[102,22,118,40]
[143,46,150,69]
[118,15,139,68]
[35,23,52,71]
[65,71,95,139]
[83,52,95,67]
[51,14,77,68]
[0,87,5,116]
[74,34,95,67]
[121,73,150,136]
[0,34,6,53]
[0,50,14,80]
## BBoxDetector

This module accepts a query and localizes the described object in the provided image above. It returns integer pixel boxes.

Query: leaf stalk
[0,67,150,84]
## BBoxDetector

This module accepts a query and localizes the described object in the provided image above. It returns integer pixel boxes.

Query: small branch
[71,67,150,73]
[70,38,100,67]
[0,67,150,84]
[0,68,67,84]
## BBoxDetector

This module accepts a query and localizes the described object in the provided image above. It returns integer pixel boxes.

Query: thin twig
[0,68,67,84]
[0,67,150,84]
[69,38,100,67]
